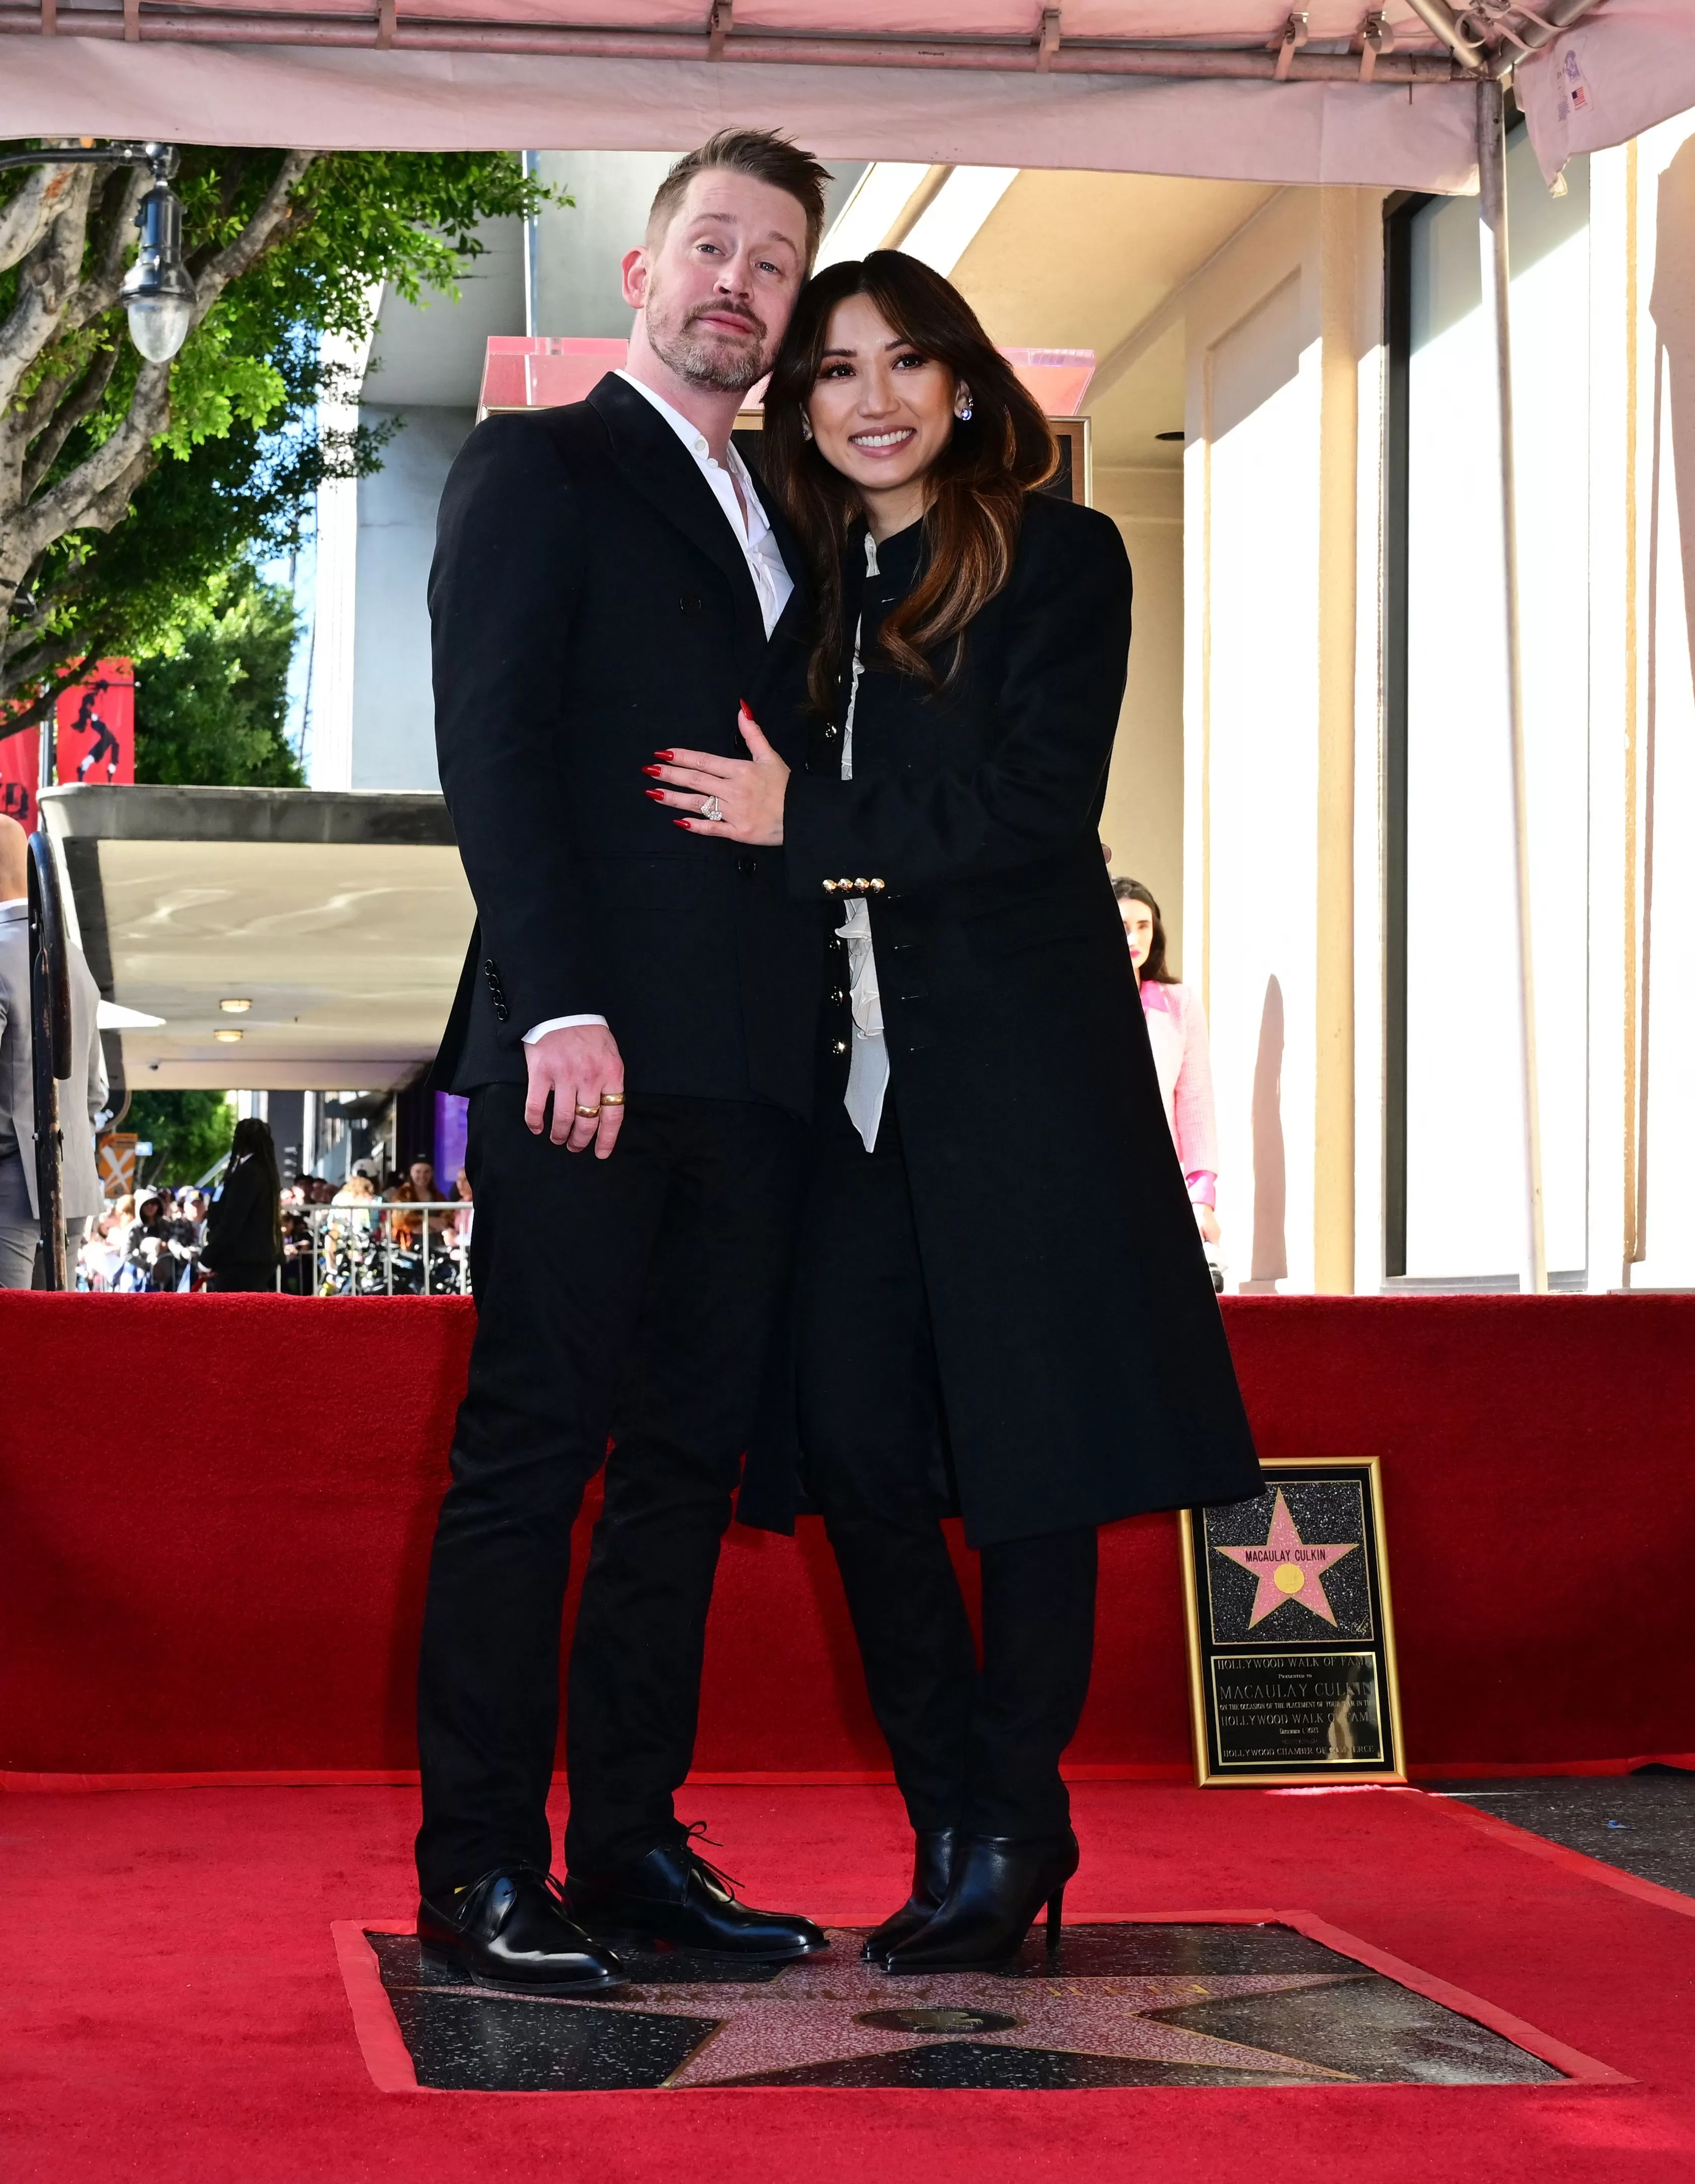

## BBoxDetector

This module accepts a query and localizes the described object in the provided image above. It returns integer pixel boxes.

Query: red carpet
[4,1291,1694,1779]
[6,1779,1694,2182]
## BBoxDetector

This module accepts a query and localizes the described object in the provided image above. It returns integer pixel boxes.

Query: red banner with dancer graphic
[56,660,135,790]
[0,658,134,832]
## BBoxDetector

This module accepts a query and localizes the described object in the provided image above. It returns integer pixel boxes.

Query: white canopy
[0,1,1689,192]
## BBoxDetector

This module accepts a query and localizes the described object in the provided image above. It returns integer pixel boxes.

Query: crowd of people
[76,1143,474,1294]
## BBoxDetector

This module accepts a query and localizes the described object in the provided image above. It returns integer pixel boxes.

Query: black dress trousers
[415,1083,805,1897]
[794,1096,1098,1841]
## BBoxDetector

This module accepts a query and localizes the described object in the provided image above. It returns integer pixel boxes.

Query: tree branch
[0,159,84,277]
[0,166,96,416]
[189,150,316,317]
[69,445,157,535]
[21,341,123,498]
[0,645,107,734]
[11,360,170,563]
[63,163,150,336]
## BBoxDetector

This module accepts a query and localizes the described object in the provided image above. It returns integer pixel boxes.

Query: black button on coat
[742,491,1261,1547]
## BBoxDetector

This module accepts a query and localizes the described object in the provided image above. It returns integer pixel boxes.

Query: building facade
[306,117,1695,1292]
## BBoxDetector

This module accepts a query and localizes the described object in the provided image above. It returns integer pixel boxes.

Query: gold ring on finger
[574,1103,601,1119]
[599,1091,626,1106]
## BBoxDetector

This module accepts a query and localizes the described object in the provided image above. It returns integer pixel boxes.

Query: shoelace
[682,1820,743,1900]
[453,1863,571,1919]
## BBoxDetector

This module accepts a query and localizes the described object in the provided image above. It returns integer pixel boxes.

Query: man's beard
[648,296,769,394]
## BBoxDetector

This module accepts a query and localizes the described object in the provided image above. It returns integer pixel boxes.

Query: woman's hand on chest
[643,705,790,846]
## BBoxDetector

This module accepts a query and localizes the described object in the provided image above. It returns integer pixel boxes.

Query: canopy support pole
[1477,75,1548,1294]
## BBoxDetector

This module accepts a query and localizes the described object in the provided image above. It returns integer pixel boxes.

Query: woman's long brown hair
[761,252,1058,714]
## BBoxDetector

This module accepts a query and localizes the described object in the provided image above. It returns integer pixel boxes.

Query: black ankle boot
[882,1830,1079,1975]
[862,1828,959,1962]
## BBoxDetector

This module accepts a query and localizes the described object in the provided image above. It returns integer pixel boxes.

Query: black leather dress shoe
[883,1830,1079,1975]
[418,1867,630,1995]
[565,1836,829,1962]
[862,1827,959,1962]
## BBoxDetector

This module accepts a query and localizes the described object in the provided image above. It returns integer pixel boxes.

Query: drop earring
[800,414,814,442]
[955,388,974,422]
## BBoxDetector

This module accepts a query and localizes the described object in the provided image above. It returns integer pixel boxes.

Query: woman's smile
[850,427,917,452]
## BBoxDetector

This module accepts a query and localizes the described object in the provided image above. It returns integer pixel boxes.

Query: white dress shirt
[838,532,891,1153]
[524,371,795,1047]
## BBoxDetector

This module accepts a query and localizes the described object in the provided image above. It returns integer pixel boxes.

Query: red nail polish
[642,764,664,777]
[654,750,676,762]
[645,788,666,800]
[674,819,693,830]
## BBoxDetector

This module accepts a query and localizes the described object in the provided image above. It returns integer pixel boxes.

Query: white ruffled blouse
[838,531,890,1153]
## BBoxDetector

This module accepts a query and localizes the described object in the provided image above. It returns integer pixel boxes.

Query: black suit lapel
[588,374,768,675]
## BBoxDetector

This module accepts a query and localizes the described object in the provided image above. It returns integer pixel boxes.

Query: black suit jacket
[426,373,822,1114]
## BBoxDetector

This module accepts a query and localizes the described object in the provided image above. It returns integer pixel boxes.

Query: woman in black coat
[648,253,1260,1971]
[201,1116,283,1293]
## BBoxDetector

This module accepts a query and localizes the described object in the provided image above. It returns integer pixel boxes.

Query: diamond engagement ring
[700,794,725,823]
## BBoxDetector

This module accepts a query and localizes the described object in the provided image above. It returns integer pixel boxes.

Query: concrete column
[1314,189,1360,1293]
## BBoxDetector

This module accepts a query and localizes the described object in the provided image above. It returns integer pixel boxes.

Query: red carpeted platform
[7,1778,1695,2182]
[3,1290,1693,1782]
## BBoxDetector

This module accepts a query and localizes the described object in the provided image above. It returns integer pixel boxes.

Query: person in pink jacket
[1112,879,1221,1251]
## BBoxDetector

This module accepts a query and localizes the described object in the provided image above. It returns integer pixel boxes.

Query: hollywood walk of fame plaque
[1180,1459,1407,1787]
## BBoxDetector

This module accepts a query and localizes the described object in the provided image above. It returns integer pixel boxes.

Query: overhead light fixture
[0,141,197,365]
[219,998,253,1013]
[214,1028,244,1043]
[119,148,198,365]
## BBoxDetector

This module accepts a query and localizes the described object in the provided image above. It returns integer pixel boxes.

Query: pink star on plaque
[1215,1491,1358,1629]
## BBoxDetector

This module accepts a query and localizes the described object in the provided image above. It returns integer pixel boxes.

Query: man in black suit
[415,131,833,1995]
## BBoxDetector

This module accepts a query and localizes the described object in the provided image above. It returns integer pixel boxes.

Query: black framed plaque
[1179,1459,1407,1787]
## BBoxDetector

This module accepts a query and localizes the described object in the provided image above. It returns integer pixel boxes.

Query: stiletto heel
[1045,1886,1065,1950]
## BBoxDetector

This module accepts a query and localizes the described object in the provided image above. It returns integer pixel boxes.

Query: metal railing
[288,1202,473,1297]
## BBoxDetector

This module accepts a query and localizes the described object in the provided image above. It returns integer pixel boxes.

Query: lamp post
[0,140,196,363]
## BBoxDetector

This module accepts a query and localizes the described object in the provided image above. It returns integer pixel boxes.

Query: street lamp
[120,154,197,362]
[0,140,196,363]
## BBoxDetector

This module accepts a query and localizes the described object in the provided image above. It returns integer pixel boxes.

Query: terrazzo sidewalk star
[355,1922,1570,2093]
[642,1961,1358,2087]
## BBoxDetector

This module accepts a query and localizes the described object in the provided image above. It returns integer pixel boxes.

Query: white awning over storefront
[0,2,1685,194]
[40,785,472,1091]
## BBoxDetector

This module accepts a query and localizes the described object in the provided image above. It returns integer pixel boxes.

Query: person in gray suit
[0,814,107,1288]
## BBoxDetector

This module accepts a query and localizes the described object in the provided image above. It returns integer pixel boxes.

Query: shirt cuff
[1185,1170,1217,1209]
[523,1015,609,1043]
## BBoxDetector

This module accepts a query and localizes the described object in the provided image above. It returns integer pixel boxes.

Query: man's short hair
[647,128,832,268]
